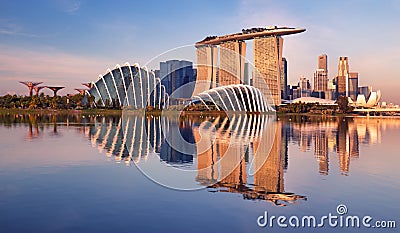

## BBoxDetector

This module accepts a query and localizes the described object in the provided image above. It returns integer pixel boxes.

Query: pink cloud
[0,45,129,96]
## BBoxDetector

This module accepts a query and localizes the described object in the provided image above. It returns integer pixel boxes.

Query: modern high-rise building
[358,86,372,99]
[298,76,311,97]
[348,72,359,101]
[219,41,246,86]
[243,62,250,85]
[314,69,328,92]
[193,27,305,109]
[336,57,349,97]
[318,54,328,71]
[281,57,288,100]
[192,45,218,96]
[160,60,196,98]
[326,79,336,100]
[314,54,328,94]
[253,36,284,105]
[335,57,360,100]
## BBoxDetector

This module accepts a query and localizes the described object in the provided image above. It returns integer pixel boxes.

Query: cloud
[57,0,81,14]
[0,18,40,38]
[0,45,117,96]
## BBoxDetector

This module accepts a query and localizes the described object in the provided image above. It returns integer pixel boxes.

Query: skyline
[1,0,400,102]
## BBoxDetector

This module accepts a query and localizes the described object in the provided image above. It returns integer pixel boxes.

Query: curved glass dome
[88,63,169,109]
[191,84,275,112]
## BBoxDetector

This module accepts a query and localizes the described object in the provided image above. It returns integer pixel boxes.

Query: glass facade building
[89,63,169,109]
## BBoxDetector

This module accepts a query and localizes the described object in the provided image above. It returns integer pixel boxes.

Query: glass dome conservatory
[191,84,275,112]
[88,63,169,109]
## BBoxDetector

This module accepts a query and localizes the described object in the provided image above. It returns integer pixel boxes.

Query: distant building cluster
[286,55,381,107]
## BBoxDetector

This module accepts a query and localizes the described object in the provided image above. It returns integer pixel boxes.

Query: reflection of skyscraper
[336,118,360,175]
[194,115,305,204]
[281,122,289,170]
[254,121,284,193]
[314,129,329,175]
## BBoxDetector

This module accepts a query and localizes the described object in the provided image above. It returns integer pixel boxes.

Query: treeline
[0,93,96,110]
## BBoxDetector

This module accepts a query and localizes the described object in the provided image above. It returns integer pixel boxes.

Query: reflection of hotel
[81,113,306,205]
[194,116,305,205]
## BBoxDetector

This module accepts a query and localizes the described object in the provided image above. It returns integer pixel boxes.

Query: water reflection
[281,116,390,176]
[76,112,306,205]
[2,112,399,206]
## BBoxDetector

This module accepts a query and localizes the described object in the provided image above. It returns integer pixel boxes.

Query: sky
[0,0,399,102]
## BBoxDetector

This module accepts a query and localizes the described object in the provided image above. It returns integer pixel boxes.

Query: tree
[336,96,353,113]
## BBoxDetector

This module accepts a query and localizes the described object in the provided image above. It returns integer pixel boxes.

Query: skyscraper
[299,76,311,97]
[314,54,328,94]
[193,27,305,107]
[314,69,328,92]
[318,54,328,71]
[219,41,246,86]
[281,57,288,100]
[348,72,359,101]
[335,57,359,100]
[160,60,196,98]
[253,36,283,105]
[336,57,349,97]
[192,45,218,96]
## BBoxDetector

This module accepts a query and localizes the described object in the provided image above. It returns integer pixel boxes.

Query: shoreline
[1,108,400,119]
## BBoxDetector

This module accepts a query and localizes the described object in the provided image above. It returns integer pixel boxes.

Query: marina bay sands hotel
[193,26,305,105]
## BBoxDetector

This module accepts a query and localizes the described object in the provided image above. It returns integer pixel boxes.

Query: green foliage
[0,94,97,110]
[336,96,354,113]
[277,102,338,115]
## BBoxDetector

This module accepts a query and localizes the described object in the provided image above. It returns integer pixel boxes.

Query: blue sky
[1,0,399,102]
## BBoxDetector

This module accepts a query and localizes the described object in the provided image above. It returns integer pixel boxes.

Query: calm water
[0,112,399,233]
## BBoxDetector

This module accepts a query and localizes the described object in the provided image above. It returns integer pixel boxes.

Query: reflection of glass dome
[350,90,381,108]
[88,63,169,109]
[191,84,275,112]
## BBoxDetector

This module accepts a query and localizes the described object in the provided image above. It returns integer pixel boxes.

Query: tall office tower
[299,76,311,97]
[281,57,288,99]
[314,54,328,92]
[219,41,246,86]
[243,62,250,85]
[192,45,218,96]
[336,57,349,97]
[253,36,283,105]
[314,69,328,92]
[318,54,328,71]
[358,86,372,99]
[160,60,195,98]
[326,79,336,100]
[348,72,359,101]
